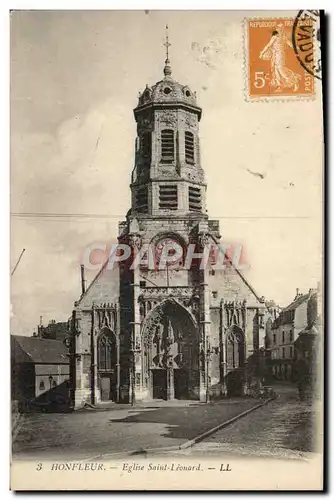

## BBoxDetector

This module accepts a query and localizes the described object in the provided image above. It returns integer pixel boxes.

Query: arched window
[97,330,116,372]
[161,129,175,163]
[185,131,194,163]
[226,326,245,369]
[39,380,45,391]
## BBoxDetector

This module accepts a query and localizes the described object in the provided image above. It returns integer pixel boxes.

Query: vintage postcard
[10,10,324,491]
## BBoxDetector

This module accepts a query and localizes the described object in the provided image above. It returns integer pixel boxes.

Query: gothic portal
[69,29,268,408]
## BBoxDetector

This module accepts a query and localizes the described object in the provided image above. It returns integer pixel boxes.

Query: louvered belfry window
[159,184,178,210]
[161,129,175,163]
[185,131,195,163]
[188,186,202,212]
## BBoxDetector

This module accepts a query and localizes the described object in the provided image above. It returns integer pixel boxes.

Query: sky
[10,10,323,335]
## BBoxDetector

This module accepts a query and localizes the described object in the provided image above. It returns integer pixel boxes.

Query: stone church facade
[69,45,268,408]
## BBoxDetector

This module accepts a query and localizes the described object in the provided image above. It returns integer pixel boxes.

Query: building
[34,317,69,342]
[266,288,317,381]
[11,335,70,411]
[69,33,268,408]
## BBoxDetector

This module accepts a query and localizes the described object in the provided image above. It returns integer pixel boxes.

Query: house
[34,317,69,341]
[266,288,318,381]
[294,313,322,397]
[11,335,70,412]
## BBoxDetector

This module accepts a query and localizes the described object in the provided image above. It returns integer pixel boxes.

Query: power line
[10,212,311,220]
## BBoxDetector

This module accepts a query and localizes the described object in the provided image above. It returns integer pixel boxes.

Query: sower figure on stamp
[259,23,301,92]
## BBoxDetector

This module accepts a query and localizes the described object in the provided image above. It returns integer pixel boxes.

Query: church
[69,31,268,408]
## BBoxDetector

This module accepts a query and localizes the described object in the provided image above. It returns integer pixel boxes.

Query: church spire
[163,24,172,78]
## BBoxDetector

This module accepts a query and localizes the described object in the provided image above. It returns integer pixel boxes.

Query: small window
[159,185,178,210]
[164,87,172,95]
[273,333,276,345]
[39,381,45,390]
[135,186,148,213]
[161,129,175,163]
[209,270,216,276]
[282,331,285,343]
[212,291,218,299]
[139,280,146,288]
[188,186,202,212]
[185,131,194,163]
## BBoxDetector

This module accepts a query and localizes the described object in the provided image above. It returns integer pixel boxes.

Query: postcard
[10,9,324,491]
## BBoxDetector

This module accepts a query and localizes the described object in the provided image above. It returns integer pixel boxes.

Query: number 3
[254,71,266,89]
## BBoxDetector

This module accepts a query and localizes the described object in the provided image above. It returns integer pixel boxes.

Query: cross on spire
[163,24,171,60]
[163,24,172,77]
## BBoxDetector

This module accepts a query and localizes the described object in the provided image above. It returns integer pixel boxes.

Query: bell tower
[118,26,221,404]
[131,26,206,218]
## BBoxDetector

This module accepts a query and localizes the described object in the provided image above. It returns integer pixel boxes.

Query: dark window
[185,131,195,163]
[135,186,148,213]
[161,129,175,163]
[209,270,216,276]
[141,132,151,161]
[282,331,285,343]
[97,331,116,372]
[159,184,178,210]
[212,291,218,299]
[39,381,45,390]
[273,333,276,344]
[139,280,146,288]
[188,186,202,212]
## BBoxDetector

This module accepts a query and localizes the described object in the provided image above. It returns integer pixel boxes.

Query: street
[159,385,321,460]
[12,385,320,461]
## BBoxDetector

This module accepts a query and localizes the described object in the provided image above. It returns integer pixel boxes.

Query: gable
[209,266,263,307]
[77,261,120,309]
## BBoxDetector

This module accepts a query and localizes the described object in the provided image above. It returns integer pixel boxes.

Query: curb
[178,397,273,450]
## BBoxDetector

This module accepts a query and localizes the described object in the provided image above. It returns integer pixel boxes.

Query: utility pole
[11,248,25,276]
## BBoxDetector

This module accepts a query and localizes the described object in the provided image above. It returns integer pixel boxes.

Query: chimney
[80,264,86,295]
[295,288,299,298]
[39,315,43,327]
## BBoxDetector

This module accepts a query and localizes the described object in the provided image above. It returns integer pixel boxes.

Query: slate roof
[282,293,309,312]
[11,335,69,364]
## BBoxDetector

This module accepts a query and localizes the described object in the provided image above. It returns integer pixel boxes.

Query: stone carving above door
[224,300,247,331]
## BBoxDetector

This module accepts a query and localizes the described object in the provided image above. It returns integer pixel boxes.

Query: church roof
[137,75,198,109]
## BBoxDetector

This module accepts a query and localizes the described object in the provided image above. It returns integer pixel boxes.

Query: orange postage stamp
[246,18,315,100]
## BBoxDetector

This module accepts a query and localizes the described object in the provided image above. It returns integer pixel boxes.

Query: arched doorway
[97,328,117,401]
[141,299,200,400]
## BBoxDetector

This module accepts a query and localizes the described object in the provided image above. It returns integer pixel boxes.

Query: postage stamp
[245,17,316,100]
